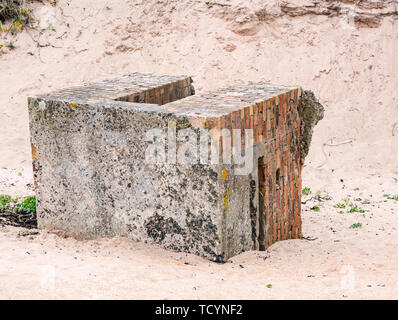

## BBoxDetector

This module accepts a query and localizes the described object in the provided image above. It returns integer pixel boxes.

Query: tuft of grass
[0,194,18,211]
[384,194,398,201]
[302,187,311,195]
[0,0,38,34]
[350,222,362,229]
[0,1,28,21]
[334,203,346,209]
[0,194,12,203]
[334,198,367,214]
[17,195,36,214]
[0,194,13,210]
[347,204,365,213]
[266,284,272,288]
[0,194,36,228]
[311,205,320,212]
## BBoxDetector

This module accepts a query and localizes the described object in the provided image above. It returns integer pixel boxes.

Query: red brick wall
[262,89,302,248]
[204,88,302,249]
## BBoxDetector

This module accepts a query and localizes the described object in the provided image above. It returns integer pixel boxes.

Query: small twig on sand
[205,1,232,8]
[317,139,353,168]
[18,231,39,237]
[38,41,61,48]
[392,123,398,136]
[24,28,61,63]
[302,236,318,241]
[301,196,317,204]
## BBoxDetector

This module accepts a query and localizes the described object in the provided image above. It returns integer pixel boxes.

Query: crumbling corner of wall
[300,90,325,165]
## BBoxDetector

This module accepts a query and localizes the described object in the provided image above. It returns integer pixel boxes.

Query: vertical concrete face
[28,73,319,262]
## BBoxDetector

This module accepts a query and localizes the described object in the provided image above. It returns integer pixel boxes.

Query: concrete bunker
[28,72,323,262]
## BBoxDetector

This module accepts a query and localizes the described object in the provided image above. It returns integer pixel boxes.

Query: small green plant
[0,1,35,26]
[266,284,272,288]
[0,194,12,203]
[0,194,12,209]
[302,187,311,195]
[17,195,36,214]
[314,190,332,201]
[384,194,398,201]
[0,195,36,228]
[354,198,362,202]
[347,204,365,213]
[311,205,320,212]
[350,223,362,229]
[7,41,14,49]
[334,203,346,209]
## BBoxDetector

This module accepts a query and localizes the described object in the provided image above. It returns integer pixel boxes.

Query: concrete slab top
[31,72,300,119]
[32,72,191,104]
[164,82,300,117]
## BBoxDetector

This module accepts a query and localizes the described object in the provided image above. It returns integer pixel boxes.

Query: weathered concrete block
[28,72,323,261]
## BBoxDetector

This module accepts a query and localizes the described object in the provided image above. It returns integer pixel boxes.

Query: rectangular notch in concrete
[114,77,194,105]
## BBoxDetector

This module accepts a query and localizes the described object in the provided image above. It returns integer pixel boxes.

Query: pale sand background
[0,0,397,299]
